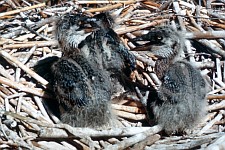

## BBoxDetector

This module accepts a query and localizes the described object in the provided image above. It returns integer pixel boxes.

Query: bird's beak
[132,32,156,41]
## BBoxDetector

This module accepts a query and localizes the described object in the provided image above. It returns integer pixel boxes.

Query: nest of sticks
[0,0,225,149]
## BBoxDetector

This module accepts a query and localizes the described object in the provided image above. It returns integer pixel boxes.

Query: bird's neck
[154,41,185,79]
[155,52,179,79]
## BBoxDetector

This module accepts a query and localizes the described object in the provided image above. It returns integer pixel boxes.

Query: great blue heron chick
[51,53,116,128]
[134,26,209,134]
[40,13,137,128]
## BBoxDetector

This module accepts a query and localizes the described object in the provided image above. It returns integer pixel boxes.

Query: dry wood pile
[0,0,225,149]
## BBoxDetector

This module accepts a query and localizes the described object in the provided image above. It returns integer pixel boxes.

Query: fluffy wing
[51,58,93,108]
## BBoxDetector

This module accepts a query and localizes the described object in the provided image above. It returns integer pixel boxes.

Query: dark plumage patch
[51,58,92,107]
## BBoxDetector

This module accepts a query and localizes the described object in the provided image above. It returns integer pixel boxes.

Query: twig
[0,76,50,98]
[21,24,52,41]
[185,31,225,39]
[132,52,155,67]
[0,3,46,17]
[206,134,225,149]
[208,100,225,111]
[104,125,162,150]
[41,126,158,139]
[77,1,138,4]
[131,134,161,149]
[198,110,225,135]
[86,1,139,13]
[112,104,145,113]
[3,40,58,49]
[33,96,53,123]
[0,50,48,86]
[115,19,169,35]
[207,94,225,100]
[173,1,185,31]
[197,39,225,59]
[214,78,225,88]
[114,109,146,120]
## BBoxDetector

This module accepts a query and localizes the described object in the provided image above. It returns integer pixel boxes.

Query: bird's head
[55,13,99,53]
[133,26,184,59]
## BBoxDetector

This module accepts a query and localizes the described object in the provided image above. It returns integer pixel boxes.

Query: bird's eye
[156,36,163,41]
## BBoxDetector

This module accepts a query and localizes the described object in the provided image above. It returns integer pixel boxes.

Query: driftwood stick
[0,76,50,98]
[143,72,156,87]
[204,19,225,29]
[9,98,46,121]
[198,110,225,135]
[148,72,161,86]
[114,109,146,120]
[33,96,53,123]
[146,137,212,150]
[60,141,81,150]
[41,126,157,138]
[37,141,75,150]
[207,94,225,100]
[132,52,155,66]
[208,87,225,95]
[131,134,161,149]
[119,3,137,18]
[21,24,52,41]
[115,3,140,25]
[73,139,92,150]
[104,125,163,150]
[143,1,160,8]
[208,100,225,111]
[223,61,225,81]
[1,111,156,138]
[3,40,58,49]
[16,94,23,113]
[115,19,169,35]
[0,50,48,86]
[214,78,225,88]
[185,31,225,39]
[216,58,222,81]
[0,3,46,17]
[147,132,225,149]
[208,10,225,21]
[192,61,215,69]
[77,1,138,4]
[179,1,195,10]
[15,45,37,82]
[112,104,145,113]
[197,39,225,59]
[86,1,139,13]
[206,134,225,149]
[0,123,32,149]
[4,0,17,9]
[173,1,186,31]
[186,10,204,31]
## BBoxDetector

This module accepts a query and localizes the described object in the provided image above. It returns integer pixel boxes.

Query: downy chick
[51,14,118,128]
[78,13,136,96]
[134,26,208,134]
[51,52,115,128]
